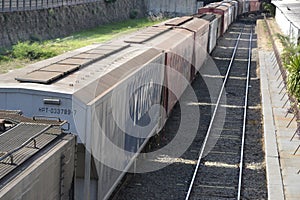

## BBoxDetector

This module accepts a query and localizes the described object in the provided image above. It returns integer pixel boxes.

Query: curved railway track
[186,23,253,200]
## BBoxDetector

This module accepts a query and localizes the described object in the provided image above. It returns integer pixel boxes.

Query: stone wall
[0,0,146,48]
[145,0,199,17]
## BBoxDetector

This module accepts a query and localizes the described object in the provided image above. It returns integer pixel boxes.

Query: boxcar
[249,0,261,12]
[221,2,235,25]
[180,18,209,79]
[198,3,227,35]
[198,13,219,53]
[223,0,239,20]
[124,25,194,116]
[0,42,166,200]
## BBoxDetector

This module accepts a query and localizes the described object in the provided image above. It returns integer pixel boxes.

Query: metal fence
[0,0,102,12]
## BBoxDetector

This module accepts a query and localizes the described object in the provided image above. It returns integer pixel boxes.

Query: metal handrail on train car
[185,25,245,200]
[0,122,65,165]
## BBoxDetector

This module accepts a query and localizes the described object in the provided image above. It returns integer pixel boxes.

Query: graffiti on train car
[124,63,164,153]
[129,81,161,126]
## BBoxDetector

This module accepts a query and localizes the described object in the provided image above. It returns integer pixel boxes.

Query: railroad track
[185,23,254,200]
[113,16,266,200]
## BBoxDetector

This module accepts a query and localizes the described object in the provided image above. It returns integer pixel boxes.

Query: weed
[12,41,57,60]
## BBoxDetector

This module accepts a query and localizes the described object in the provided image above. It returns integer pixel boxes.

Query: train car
[223,0,239,20]
[124,25,195,116]
[197,13,219,53]
[0,9,244,199]
[221,2,235,26]
[214,13,223,38]
[0,42,166,200]
[152,16,210,79]
[198,3,228,35]
[249,0,261,12]
[236,0,244,15]
[216,4,230,33]
[180,18,209,79]
[243,0,250,13]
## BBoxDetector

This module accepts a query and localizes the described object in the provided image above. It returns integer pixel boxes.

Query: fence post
[30,0,32,10]
[9,0,12,11]
[2,0,4,12]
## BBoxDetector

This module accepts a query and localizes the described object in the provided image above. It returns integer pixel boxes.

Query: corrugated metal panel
[223,0,238,20]
[181,17,209,33]
[221,3,234,25]
[72,53,105,59]
[0,123,49,152]
[198,13,216,22]
[124,26,170,44]
[198,7,225,35]
[164,16,193,26]
[180,18,209,75]
[58,58,92,65]
[149,28,194,114]
[40,64,80,74]
[217,5,229,33]
[15,71,63,84]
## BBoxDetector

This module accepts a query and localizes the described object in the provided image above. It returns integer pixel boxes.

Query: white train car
[0,42,165,199]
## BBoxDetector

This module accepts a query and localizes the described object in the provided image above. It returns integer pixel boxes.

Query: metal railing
[0,0,103,12]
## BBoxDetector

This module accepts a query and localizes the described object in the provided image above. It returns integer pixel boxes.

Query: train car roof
[196,13,217,22]
[0,42,163,101]
[123,25,194,50]
[179,17,209,33]
[153,16,193,27]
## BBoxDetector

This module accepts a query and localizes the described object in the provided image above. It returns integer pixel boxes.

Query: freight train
[0,0,260,199]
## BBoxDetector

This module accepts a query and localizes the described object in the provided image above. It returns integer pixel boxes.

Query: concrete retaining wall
[146,0,199,16]
[0,0,146,48]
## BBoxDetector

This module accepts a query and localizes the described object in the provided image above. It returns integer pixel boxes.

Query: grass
[0,17,165,74]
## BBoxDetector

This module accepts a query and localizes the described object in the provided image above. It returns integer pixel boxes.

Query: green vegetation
[0,17,165,73]
[277,34,300,102]
[286,54,300,100]
[262,2,275,17]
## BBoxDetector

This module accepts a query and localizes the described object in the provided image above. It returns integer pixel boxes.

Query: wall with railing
[0,0,106,12]
[0,0,146,47]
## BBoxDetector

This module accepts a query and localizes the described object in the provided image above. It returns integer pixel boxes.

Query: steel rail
[185,25,245,200]
[237,25,253,200]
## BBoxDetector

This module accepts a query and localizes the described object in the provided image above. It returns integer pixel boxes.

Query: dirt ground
[256,19,273,51]
[257,17,284,54]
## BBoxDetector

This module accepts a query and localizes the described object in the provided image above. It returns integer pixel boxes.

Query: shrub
[262,2,275,17]
[286,54,300,101]
[277,34,300,66]
[12,41,57,60]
